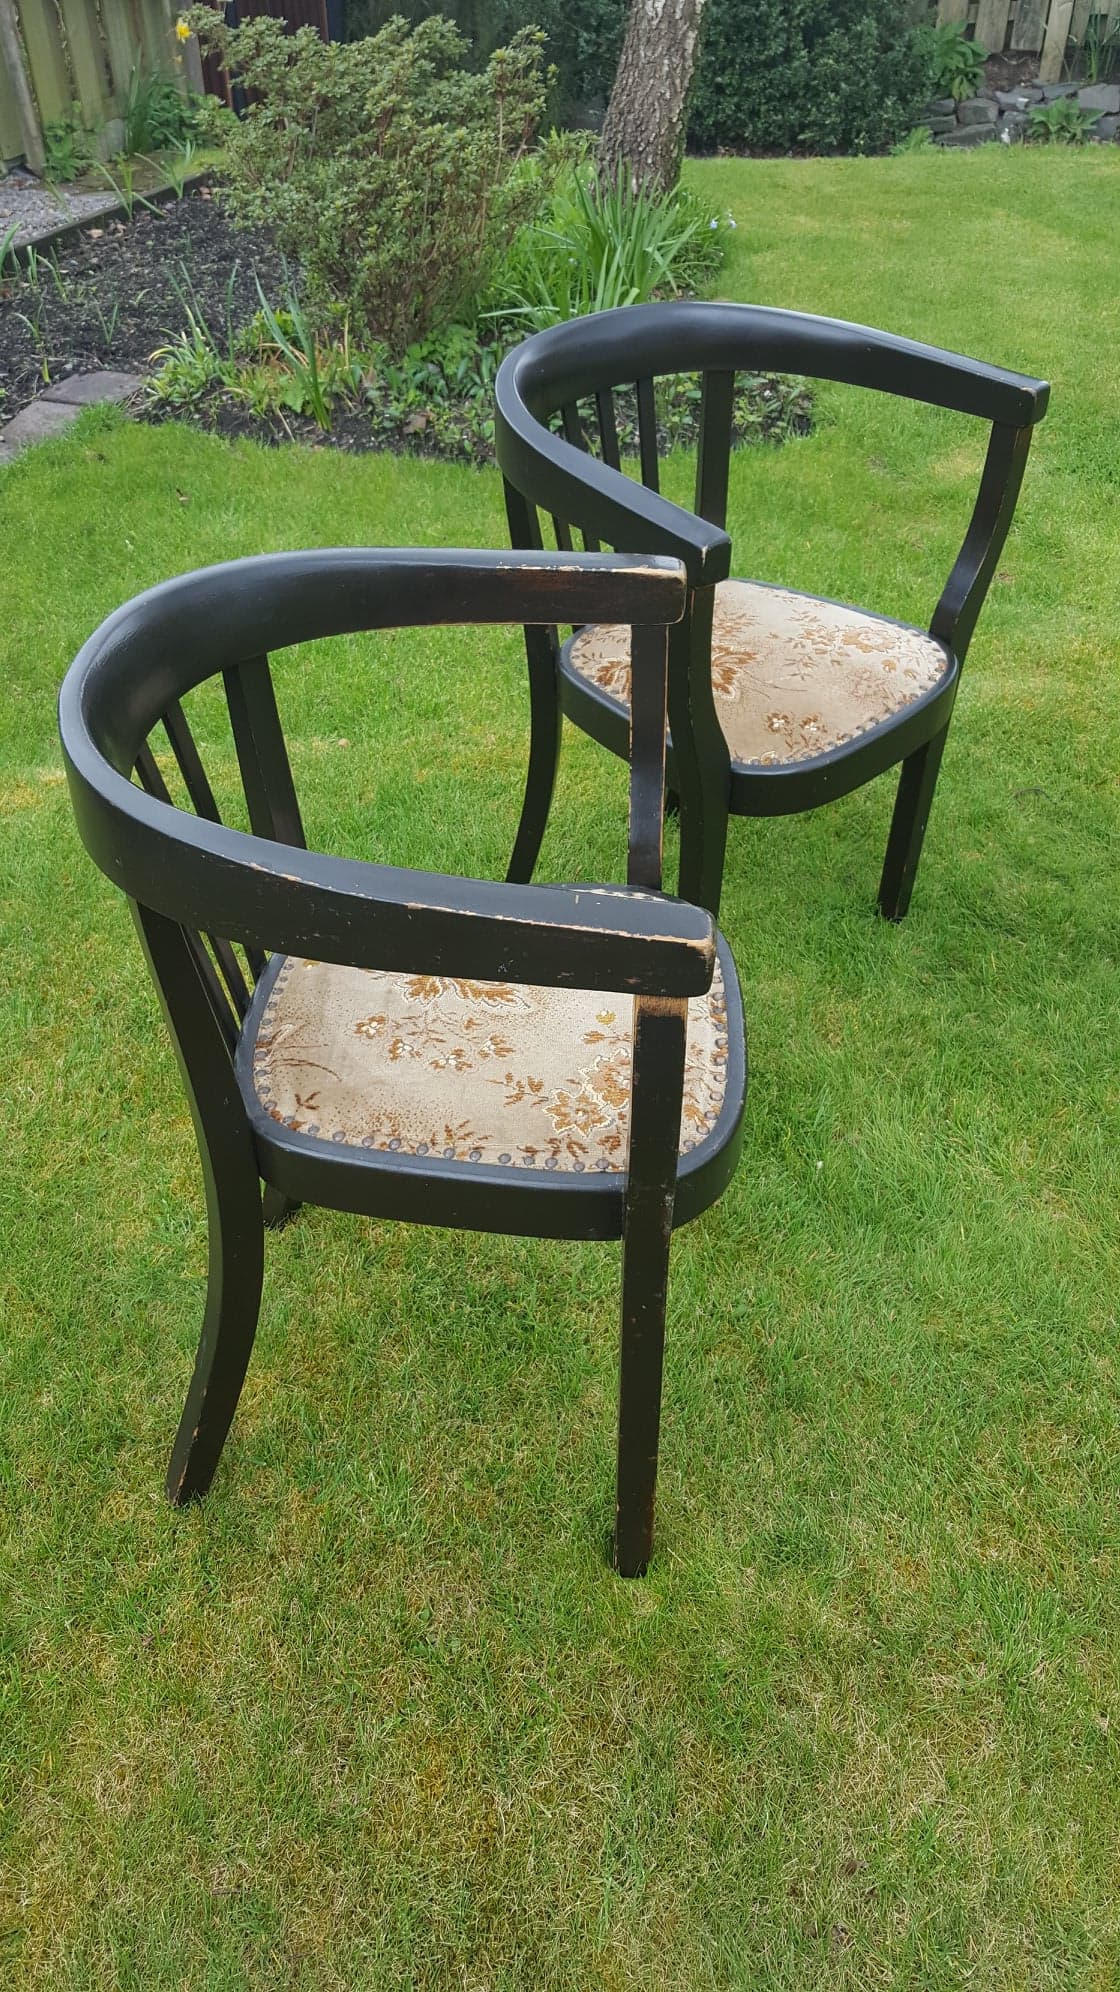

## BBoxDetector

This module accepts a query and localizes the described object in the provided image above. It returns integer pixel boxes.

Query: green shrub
[688,0,936,157]
[346,0,625,126]
[190,9,548,351]
[122,68,201,156]
[43,106,92,183]
[890,124,934,155]
[1027,97,1101,144]
[926,20,987,102]
[484,161,729,334]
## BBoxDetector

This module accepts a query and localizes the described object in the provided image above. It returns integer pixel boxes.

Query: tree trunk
[600,0,708,195]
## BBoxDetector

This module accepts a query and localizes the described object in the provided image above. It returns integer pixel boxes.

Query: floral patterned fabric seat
[247,950,734,1176]
[568,579,952,769]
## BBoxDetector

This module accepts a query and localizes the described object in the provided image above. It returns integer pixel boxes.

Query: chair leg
[166,1172,265,1507]
[507,630,562,885]
[613,995,687,1579]
[614,1209,673,1578]
[878,722,950,923]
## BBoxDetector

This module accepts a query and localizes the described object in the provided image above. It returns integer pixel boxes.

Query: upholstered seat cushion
[247,951,733,1175]
[568,579,952,768]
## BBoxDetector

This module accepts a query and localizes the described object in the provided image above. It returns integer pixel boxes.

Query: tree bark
[600,0,708,195]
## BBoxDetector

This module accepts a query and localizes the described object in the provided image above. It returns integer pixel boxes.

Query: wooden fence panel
[134,0,176,78]
[0,0,181,167]
[57,0,114,124]
[101,0,140,104]
[0,41,23,161]
[1013,0,1048,50]
[15,0,73,127]
[1040,0,1074,75]
[938,0,1118,66]
[975,0,1011,51]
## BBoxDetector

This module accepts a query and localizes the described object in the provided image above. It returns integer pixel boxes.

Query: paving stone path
[0,369,141,464]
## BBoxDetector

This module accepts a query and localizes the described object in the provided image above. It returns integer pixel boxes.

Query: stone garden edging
[922,77,1120,147]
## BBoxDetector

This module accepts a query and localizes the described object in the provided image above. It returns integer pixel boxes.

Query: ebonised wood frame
[59,547,748,1578]
[495,301,1050,919]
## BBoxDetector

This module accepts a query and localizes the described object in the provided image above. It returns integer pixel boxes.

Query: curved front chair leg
[167,1164,265,1506]
[878,719,951,923]
[130,904,267,1507]
[507,623,562,884]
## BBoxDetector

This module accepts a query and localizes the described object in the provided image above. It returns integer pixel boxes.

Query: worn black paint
[495,301,1050,917]
[59,546,748,1575]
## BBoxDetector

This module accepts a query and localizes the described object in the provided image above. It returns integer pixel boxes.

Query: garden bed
[0,185,285,426]
[1,182,814,465]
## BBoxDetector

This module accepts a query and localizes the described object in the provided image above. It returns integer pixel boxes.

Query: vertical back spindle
[635,378,660,494]
[694,370,735,529]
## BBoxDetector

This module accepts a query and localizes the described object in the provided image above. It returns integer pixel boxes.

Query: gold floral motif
[569,579,949,769]
[404,974,526,1009]
[252,952,730,1173]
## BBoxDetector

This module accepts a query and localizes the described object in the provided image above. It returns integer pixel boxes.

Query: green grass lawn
[1,150,1118,1987]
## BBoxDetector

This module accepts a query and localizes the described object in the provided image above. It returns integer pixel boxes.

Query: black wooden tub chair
[59,548,746,1577]
[495,301,1050,918]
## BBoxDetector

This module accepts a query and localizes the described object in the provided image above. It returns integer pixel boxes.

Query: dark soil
[144,387,397,456]
[1,179,814,462]
[984,51,1048,92]
[0,185,287,423]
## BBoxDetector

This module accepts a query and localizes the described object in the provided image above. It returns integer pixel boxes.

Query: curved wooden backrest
[59,547,714,1013]
[495,301,1051,601]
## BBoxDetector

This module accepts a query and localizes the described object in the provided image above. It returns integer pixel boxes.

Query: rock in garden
[924,97,957,117]
[922,115,957,136]
[939,124,997,146]
[40,371,141,406]
[995,90,1036,111]
[1039,81,1079,100]
[1093,113,1119,139]
[958,97,998,126]
[1078,84,1120,114]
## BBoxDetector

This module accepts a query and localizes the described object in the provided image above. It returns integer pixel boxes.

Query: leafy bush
[346,0,626,126]
[43,107,93,183]
[688,0,936,157]
[122,69,201,156]
[190,9,548,351]
[147,283,812,466]
[484,161,730,335]
[1027,97,1101,144]
[890,124,934,155]
[926,20,987,103]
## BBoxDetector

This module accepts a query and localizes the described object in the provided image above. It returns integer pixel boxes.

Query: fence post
[1040,0,1074,78]
[0,0,44,170]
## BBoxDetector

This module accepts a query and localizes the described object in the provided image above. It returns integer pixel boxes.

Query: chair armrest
[496,356,733,589]
[62,753,717,998]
